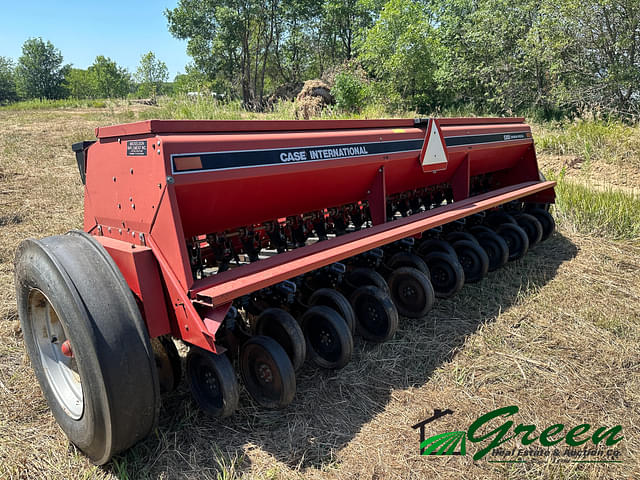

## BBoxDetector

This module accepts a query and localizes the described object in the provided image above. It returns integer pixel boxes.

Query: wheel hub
[319,329,333,346]
[401,285,417,298]
[61,339,73,358]
[257,362,273,383]
[204,370,220,393]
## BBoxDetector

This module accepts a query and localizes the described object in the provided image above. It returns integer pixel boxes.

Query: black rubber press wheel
[468,225,495,236]
[386,267,434,319]
[473,231,509,271]
[416,238,457,258]
[384,251,430,276]
[240,336,296,408]
[187,347,239,417]
[445,231,480,247]
[350,286,399,343]
[14,230,160,465]
[301,305,353,370]
[308,288,356,334]
[423,251,465,298]
[486,211,517,228]
[514,213,543,248]
[152,336,182,393]
[527,207,555,241]
[255,308,306,372]
[496,223,529,261]
[345,268,391,295]
[453,240,489,283]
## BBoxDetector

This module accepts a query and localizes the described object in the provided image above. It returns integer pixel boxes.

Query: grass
[549,171,640,240]
[126,95,412,122]
[0,97,113,110]
[536,119,640,168]
[0,102,639,479]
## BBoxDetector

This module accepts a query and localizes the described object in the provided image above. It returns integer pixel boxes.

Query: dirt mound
[295,79,334,119]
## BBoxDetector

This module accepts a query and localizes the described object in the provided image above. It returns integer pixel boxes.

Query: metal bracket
[367,166,387,226]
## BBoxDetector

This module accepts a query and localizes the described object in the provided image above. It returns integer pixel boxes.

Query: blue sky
[0,0,191,79]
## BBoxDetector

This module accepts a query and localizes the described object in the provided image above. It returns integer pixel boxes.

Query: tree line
[2,0,638,120]
[166,0,640,119]
[0,38,169,103]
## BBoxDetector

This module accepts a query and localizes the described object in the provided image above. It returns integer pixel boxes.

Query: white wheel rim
[29,289,84,419]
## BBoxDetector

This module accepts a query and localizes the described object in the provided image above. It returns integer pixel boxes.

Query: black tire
[239,336,296,408]
[255,308,306,372]
[514,213,543,247]
[152,336,182,393]
[452,240,489,283]
[308,288,356,334]
[300,305,353,369]
[349,286,399,343]
[14,231,159,465]
[469,224,494,236]
[386,267,435,319]
[423,251,465,298]
[527,208,555,241]
[416,238,457,258]
[384,251,430,276]
[445,231,480,246]
[345,267,390,295]
[474,231,509,272]
[496,223,529,261]
[486,211,517,228]
[186,347,239,417]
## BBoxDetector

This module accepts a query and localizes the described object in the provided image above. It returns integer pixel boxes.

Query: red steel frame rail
[191,180,555,306]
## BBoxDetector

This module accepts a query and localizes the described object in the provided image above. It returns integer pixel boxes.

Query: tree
[540,0,640,116]
[65,68,95,99]
[15,38,69,99]
[429,0,562,114]
[0,56,18,104]
[165,0,384,107]
[358,0,437,110]
[321,0,380,61]
[135,51,169,99]
[167,0,282,107]
[273,0,324,84]
[89,56,131,98]
[174,63,212,93]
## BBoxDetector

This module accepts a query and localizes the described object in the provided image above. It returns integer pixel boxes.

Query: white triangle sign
[422,121,447,167]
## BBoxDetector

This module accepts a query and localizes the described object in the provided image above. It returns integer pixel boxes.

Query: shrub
[332,71,368,113]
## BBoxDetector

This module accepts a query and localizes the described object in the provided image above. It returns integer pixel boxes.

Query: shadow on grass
[109,232,578,479]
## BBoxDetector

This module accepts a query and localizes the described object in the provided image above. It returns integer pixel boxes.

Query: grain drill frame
[15,117,555,464]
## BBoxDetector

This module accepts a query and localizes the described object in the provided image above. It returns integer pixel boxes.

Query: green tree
[322,0,380,61]
[65,68,95,99]
[358,0,437,110]
[273,0,324,84]
[540,0,640,116]
[89,56,131,98]
[0,56,18,104]
[432,0,563,114]
[166,0,383,106]
[167,0,282,107]
[174,63,212,93]
[15,38,69,99]
[135,51,169,99]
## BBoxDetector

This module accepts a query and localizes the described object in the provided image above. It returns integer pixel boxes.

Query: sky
[0,0,191,79]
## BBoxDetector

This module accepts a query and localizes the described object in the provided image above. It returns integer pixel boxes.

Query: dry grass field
[0,103,638,479]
